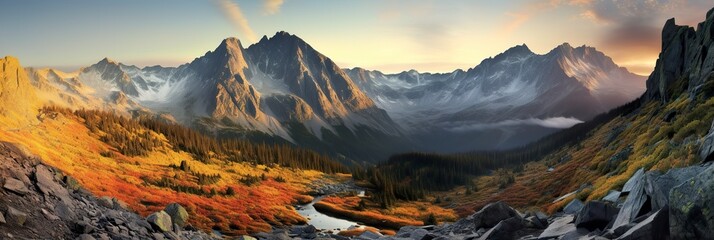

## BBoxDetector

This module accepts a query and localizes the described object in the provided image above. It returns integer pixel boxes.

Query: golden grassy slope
[0,110,324,235]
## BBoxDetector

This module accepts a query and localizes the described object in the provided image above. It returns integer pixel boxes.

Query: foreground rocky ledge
[0,142,218,239]
[249,160,712,240]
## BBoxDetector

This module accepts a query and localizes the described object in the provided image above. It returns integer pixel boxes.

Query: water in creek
[296,191,365,232]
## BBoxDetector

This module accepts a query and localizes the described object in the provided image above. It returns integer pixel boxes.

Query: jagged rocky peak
[645,8,714,102]
[504,43,533,56]
[192,37,252,81]
[82,57,139,96]
[246,31,378,117]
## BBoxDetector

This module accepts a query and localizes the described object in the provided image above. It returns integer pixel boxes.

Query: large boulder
[163,203,189,227]
[614,165,707,229]
[34,165,72,204]
[575,201,619,231]
[563,199,584,214]
[617,208,669,240]
[539,215,576,239]
[146,211,173,232]
[477,216,525,240]
[643,165,706,211]
[612,170,650,229]
[3,177,31,195]
[669,163,714,239]
[621,168,644,193]
[472,201,522,229]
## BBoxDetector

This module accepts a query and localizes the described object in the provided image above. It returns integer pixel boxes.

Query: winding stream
[296,191,365,232]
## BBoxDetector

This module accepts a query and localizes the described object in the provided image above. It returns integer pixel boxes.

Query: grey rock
[0,211,5,224]
[563,199,584,214]
[614,164,706,229]
[669,163,714,239]
[612,170,649,229]
[602,190,621,203]
[35,164,72,204]
[152,233,165,240]
[616,208,669,240]
[3,177,31,195]
[163,203,189,227]
[41,208,60,221]
[399,228,429,239]
[644,164,707,210]
[621,168,644,193]
[146,211,173,232]
[357,230,382,239]
[525,215,546,229]
[472,201,522,229]
[78,234,96,240]
[575,201,619,231]
[6,206,28,226]
[477,216,525,240]
[55,201,77,221]
[539,215,575,239]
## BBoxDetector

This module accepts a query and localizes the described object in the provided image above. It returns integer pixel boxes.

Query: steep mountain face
[0,56,38,122]
[347,44,645,151]
[38,33,407,162]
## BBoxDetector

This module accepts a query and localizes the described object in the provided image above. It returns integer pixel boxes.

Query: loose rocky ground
[254,158,714,240]
[0,141,218,239]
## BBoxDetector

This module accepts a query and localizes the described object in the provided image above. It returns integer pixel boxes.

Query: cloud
[263,0,284,15]
[215,0,258,43]
[446,117,584,132]
[500,0,593,36]
[573,0,712,75]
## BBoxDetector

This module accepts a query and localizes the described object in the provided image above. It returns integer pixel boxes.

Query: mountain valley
[1,2,714,240]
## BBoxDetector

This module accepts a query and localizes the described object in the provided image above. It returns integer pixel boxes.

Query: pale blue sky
[1,0,712,74]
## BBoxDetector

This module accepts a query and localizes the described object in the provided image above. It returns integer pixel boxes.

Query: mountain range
[16,32,644,160]
[347,43,645,151]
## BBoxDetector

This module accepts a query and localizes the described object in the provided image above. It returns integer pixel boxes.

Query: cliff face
[0,56,39,122]
[645,8,714,102]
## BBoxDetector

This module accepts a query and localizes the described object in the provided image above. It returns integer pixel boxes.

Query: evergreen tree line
[42,106,349,174]
[356,98,643,207]
[66,107,163,157]
[136,115,349,173]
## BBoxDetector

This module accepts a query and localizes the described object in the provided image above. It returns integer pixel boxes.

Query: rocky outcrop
[472,201,523,229]
[669,163,714,239]
[575,201,619,231]
[0,141,216,239]
[368,161,713,240]
[617,208,669,240]
[0,56,39,122]
[644,8,714,102]
[164,203,189,228]
[146,211,173,232]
